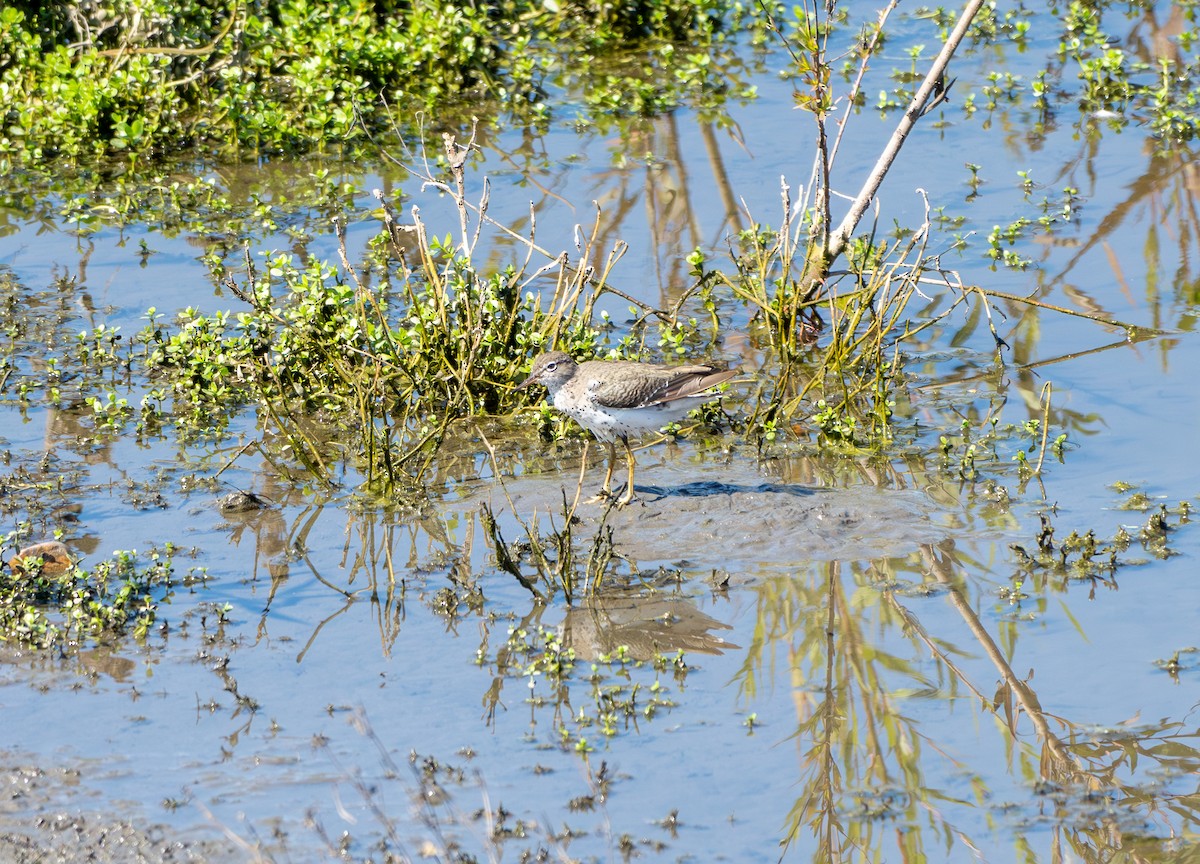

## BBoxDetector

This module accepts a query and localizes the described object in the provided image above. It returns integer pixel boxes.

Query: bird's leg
[601,440,618,497]
[587,440,619,504]
[617,436,638,506]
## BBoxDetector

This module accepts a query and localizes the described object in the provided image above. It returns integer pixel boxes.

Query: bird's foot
[616,484,639,507]
[586,487,638,507]
[586,489,615,505]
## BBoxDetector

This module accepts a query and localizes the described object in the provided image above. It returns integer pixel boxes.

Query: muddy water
[3,10,1200,864]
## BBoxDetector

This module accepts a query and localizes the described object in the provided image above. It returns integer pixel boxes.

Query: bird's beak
[515,371,538,391]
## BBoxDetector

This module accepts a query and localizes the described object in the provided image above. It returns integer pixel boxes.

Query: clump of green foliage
[0,546,173,648]
[0,0,760,164]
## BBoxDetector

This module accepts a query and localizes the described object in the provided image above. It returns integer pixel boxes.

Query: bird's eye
[545,362,558,371]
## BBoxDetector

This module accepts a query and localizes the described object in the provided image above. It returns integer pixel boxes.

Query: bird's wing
[655,368,737,404]
[590,366,735,408]
[587,373,670,409]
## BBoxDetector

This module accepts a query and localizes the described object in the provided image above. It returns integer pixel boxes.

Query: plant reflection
[748,536,1200,861]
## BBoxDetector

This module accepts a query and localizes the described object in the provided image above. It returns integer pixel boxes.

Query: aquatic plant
[140,134,615,494]
[699,0,1171,454]
[0,0,762,164]
[0,542,174,648]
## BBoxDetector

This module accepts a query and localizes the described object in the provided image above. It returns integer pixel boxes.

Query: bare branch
[823,0,987,274]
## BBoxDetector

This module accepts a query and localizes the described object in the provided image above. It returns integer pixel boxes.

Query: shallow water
[2,5,1200,862]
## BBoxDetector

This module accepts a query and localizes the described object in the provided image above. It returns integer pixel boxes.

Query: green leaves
[0,0,757,163]
[0,546,174,648]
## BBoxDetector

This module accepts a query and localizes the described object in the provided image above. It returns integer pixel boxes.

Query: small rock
[218,490,271,514]
[8,541,74,576]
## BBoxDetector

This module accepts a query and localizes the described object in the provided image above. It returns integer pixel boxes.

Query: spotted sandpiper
[516,350,736,505]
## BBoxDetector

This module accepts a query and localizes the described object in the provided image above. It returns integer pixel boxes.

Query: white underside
[553,390,701,442]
